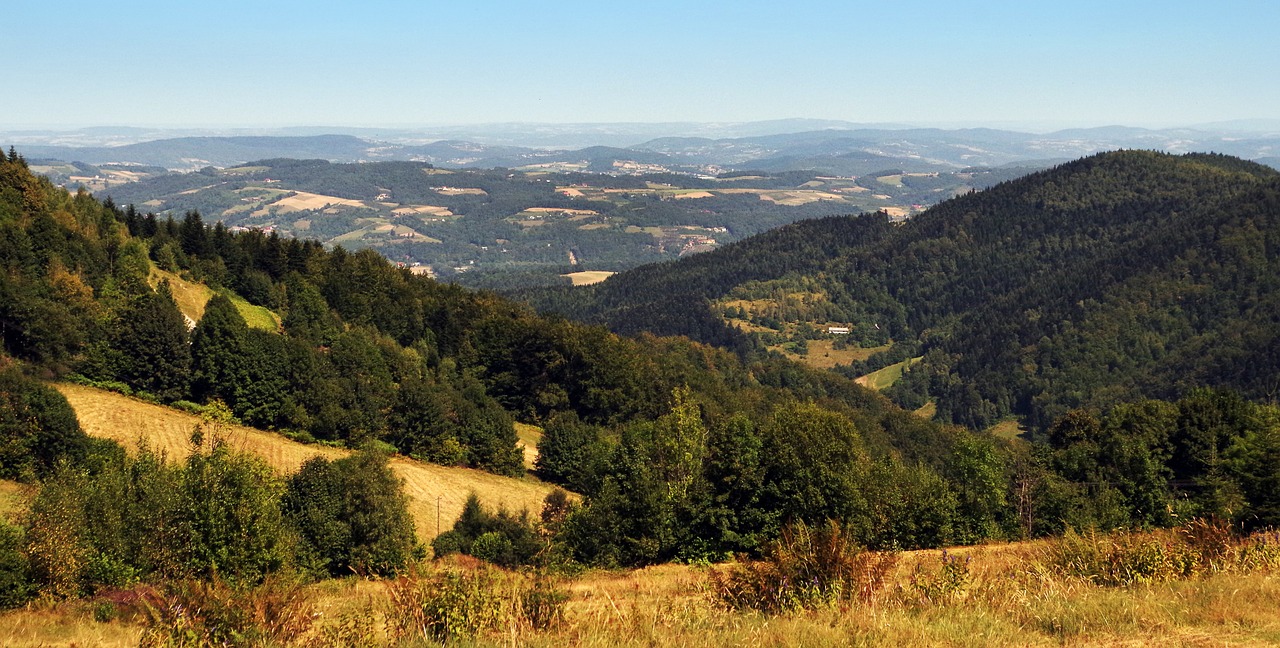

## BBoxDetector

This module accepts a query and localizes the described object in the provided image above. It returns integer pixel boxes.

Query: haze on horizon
[4,0,1278,130]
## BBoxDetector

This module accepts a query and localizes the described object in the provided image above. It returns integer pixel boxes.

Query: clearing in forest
[856,356,922,391]
[562,271,615,286]
[148,267,280,332]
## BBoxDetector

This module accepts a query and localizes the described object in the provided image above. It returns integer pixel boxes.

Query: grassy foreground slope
[5,536,1280,647]
[54,383,558,542]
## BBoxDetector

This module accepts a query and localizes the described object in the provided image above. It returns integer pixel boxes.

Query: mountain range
[10,122,1279,174]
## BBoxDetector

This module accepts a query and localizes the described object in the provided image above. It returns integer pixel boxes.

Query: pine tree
[190,294,249,406]
[113,281,191,401]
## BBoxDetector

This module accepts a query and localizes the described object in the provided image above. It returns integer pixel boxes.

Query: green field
[856,356,922,391]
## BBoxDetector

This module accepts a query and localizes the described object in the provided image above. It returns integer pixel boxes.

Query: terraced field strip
[855,356,923,391]
[53,383,562,542]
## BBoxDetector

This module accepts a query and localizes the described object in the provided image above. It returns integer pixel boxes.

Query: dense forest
[2,146,1280,611]
[534,151,1280,432]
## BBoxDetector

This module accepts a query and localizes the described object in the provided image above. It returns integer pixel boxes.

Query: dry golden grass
[148,267,280,332]
[148,266,212,323]
[390,204,453,216]
[779,339,886,370]
[515,422,543,470]
[988,419,1026,441]
[52,383,561,543]
[0,602,143,648]
[7,526,1280,646]
[271,191,366,213]
[563,271,616,286]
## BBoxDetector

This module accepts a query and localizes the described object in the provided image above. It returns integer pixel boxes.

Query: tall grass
[1037,519,1280,586]
[4,521,1279,647]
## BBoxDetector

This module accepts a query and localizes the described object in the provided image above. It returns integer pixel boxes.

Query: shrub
[0,522,35,608]
[0,367,89,481]
[708,520,897,614]
[431,493,544,567]
[282,449,418,578]
[386,564,567,643]
[903,550,971,605]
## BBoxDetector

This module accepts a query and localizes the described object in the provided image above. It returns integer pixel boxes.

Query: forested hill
[532,151,1280,431]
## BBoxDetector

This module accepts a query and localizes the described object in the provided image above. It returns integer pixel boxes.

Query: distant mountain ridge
[11,123,1279,174]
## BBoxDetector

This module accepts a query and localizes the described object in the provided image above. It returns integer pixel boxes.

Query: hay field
[270,191,367,213]
[390,205,453,216]
[783,339,885,370]
[53,383,561,542]
[562,271,615,286]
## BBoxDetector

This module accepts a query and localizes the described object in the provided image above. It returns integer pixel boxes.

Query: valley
[78,159,1025,284]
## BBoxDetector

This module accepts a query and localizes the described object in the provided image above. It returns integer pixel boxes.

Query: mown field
[53,383,560,543]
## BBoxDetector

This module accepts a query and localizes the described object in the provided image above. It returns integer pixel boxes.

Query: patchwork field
[53,383,561,543]
[266,191,367,213]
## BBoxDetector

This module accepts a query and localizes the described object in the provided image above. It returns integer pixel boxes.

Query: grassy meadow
[4,534,1279,647]
[149,267,280,331]
[856,356,922,391]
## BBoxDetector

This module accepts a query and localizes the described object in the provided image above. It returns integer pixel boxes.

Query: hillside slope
[537,151,1280,430]
[54,382,559,542]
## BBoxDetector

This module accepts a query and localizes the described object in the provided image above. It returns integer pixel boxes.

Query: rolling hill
[535,151,1280,431]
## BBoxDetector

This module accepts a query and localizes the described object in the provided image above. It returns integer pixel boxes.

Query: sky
[4,0,1278,129]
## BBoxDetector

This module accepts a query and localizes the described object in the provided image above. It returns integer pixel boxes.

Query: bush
[386,564,567,643]
[431,493,544,567]
[0,367,89,481]
[903,550,971,605]
[708,520,897,614]
[0,523,35,608]
[282,449,418,578]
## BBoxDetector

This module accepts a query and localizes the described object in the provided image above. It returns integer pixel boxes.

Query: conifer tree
[190,294,249,406]
[113,281,191,401]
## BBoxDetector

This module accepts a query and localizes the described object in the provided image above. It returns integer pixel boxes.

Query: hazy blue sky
[5,0,1277,128]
